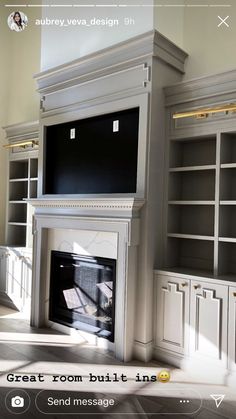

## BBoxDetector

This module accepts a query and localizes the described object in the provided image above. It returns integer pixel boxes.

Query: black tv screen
[44,108,139,194]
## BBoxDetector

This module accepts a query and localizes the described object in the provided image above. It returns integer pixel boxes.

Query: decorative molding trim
[3,121,39,143]
[40,64,151,113]
[165,68,236,107]
[155,269,236,289]
[27,198,145,219]
[153,346,185,368]
[35,30,187,93]
[27,198,145,217]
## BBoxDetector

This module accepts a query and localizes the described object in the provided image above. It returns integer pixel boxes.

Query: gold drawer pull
[181,283,188,287]
[194,284,201,290]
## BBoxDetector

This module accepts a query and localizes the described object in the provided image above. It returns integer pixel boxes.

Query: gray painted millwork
[29,30,187,362]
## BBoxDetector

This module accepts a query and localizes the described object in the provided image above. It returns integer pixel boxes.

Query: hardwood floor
[0,306,234,419]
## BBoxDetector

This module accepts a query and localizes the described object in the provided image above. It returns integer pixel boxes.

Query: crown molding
[3,121,39,142]
[165,69,236,107]
[34,30,187,93]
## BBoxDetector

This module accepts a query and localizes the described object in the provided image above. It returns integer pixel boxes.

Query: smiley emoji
[158,370,170,383]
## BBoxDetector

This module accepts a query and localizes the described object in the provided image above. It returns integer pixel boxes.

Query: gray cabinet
[154,271,234,378]
[6,248,32,313]
[0,246,32,313]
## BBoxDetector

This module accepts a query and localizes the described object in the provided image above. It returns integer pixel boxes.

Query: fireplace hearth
[49,251,116,341]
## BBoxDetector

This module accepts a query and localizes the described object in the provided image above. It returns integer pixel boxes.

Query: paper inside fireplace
[63,282,113,312]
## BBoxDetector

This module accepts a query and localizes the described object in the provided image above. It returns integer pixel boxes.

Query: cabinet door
[6,249,32,313]
[155,274,190,354]
[6,250,23,311]
[190,280,228,368]
[229,287,236,371]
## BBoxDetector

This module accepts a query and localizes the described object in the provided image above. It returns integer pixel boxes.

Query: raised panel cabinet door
[190,281,228,368]
[155,274,190,354]
[6,250,24,311]
[229,287,236,371]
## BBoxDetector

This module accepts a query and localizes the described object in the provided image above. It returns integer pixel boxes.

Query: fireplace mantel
[27,197,145,218]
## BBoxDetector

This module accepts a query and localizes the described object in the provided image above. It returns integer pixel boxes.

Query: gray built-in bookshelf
[4,121,39,248]
[8,157,38,247]
[165,133,236,279]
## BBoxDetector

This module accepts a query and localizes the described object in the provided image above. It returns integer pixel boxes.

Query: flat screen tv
[44,107,139,195]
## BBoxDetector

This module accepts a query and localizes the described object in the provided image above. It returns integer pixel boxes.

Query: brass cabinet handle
[181,283,188,287]
[194,284,201,290]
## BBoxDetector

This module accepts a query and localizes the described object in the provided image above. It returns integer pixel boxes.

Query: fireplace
[49,251,116,341]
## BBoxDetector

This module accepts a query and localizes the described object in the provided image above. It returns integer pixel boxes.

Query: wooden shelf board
[168,201,215,205]
[9,201,27,204]
[8,222,27,226]
[219,237,236,243]
[167,233,214,241]
[9,178,28,182]
[220,201,236,205]
[221,163,236,169]
[169,165,216,172]
[217,273,236,282]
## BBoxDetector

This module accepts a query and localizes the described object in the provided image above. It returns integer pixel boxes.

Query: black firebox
[49,251,116,341]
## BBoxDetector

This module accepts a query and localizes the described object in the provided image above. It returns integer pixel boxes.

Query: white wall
[183,0,236,79]
[154,0,184,49]
[154,0,236,79]
[40,0,153,70]
[41,0,236,78]
[0,5,11,243]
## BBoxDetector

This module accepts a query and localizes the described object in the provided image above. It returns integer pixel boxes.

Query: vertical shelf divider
[214,133,221,277]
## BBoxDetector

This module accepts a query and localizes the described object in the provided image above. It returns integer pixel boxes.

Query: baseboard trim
[153,346,186,368]
[227,370,236,386]
[0,291,18,311]
[133,340,153,362]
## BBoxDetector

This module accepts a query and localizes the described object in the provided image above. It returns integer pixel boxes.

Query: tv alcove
[44,108,139,195]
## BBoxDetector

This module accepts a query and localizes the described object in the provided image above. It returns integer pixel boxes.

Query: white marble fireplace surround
[29,30,187,362]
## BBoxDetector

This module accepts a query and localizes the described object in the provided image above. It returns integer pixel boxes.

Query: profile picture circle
[8,11,28,32]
